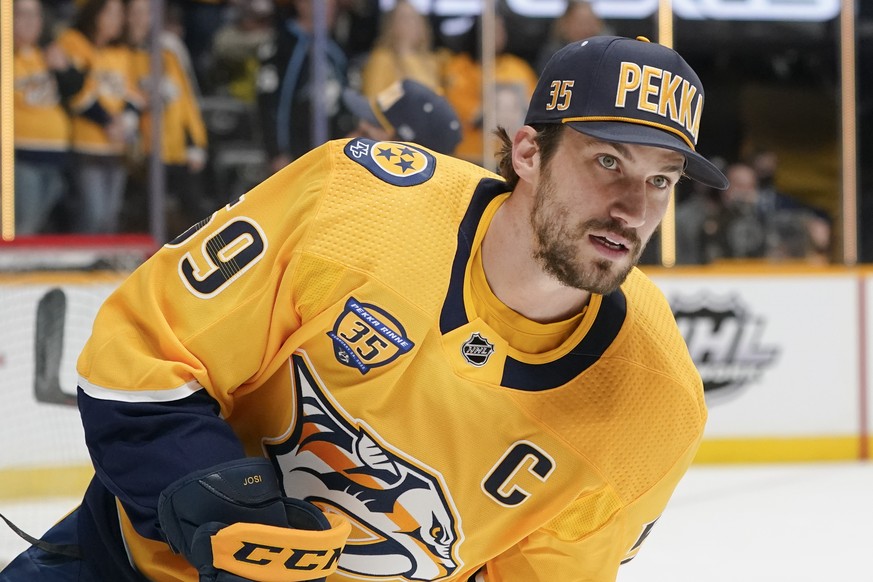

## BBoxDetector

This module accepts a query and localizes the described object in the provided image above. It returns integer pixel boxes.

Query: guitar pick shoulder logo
[344,138,435,187]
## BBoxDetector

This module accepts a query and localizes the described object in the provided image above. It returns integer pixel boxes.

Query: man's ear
[512,126,540,184]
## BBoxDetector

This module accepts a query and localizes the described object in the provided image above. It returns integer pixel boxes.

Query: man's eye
[597,155,617,170]
[651,175,670,189]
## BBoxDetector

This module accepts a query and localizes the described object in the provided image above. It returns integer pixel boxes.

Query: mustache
[577,218,642,249]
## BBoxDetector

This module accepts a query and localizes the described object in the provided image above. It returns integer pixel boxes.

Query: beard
[530,169,644,295]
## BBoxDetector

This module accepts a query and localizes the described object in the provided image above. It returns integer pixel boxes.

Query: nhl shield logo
[461,333,494,367]
[671,292,779,400]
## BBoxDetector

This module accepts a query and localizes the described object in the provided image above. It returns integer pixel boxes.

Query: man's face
[530,129,684,295]
[724,165,759,207]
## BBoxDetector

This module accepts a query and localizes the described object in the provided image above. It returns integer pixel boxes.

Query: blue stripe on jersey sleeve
[78,387,246,541]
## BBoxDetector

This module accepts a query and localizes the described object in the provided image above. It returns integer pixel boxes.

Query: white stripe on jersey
[78,377,203,402]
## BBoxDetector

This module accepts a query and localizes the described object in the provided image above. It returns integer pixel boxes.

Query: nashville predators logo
[267,353,463,580]
[344,138,435,187]
[328,297,415,374]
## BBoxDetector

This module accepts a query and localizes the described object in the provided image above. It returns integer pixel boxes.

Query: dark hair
[73,0,119,43]
[494,124,565,189]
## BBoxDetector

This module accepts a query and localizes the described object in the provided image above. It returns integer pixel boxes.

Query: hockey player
[1,36,728,581]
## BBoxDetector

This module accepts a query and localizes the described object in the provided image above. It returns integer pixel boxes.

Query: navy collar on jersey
[438,178,627,391]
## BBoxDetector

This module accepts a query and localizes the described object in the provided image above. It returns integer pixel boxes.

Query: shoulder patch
[344,138,436,187]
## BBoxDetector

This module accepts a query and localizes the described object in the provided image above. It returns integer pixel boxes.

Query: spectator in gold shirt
[126,0,209,233]
[54,0,144,233]
[12,0,82,235]
[359,0,443,98]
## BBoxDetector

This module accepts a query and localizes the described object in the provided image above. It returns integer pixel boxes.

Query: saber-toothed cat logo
[265,353,463,581]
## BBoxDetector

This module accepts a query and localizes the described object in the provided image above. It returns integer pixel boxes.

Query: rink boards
[649,265,869,463]
[1,265,871,499]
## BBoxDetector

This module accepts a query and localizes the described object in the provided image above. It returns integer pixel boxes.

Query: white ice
[2,462,872,579]
[618,461,873,582]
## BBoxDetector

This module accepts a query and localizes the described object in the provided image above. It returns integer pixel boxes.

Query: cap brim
[566,121,729,190]
[342,88,381,127]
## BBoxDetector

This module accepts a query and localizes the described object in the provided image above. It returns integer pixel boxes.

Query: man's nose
[610,181,647,228]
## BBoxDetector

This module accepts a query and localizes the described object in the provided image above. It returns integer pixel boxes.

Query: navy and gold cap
[525,36,729,189]
[343,79,463,155]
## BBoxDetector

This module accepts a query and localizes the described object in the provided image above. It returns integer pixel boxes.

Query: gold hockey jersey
[77,137,705,581]
[13,46,71,152]
[55,28,141,155]
[130,47,207,165]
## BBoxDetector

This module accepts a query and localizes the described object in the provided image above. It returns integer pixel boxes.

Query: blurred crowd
[11,0,831,263]
[674,151,832,266]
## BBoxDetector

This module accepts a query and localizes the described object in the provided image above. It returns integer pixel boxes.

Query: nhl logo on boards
[461,333,494,367]
[670,292,779,401]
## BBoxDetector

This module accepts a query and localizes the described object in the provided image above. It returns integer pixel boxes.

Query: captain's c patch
[344,138,435,186]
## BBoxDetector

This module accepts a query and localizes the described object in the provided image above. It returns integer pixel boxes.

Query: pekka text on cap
[615,62,703,145]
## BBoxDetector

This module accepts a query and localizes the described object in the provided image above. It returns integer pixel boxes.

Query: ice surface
[2,462,872,578]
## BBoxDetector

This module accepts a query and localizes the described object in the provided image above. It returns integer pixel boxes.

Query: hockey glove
[158,457,350,582]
